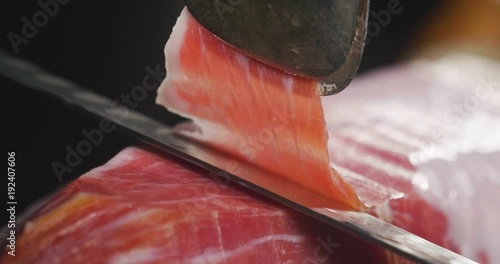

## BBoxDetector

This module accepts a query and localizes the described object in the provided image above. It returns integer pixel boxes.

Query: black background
[2,0,439,225]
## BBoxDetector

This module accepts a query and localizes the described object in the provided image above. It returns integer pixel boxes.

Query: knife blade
[0,50,477,264]
[184,0,369,95]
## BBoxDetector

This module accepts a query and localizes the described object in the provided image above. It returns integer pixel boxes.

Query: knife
[0,50,477,264]
[184,0,369,95]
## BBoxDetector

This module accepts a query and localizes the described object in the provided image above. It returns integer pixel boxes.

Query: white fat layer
[156,7,189,108]
[283,75,294,95]
[109,248,161,264]
[188,234,306,264]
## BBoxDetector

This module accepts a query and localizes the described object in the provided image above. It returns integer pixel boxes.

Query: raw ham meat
[156,8,361,210]
[322,54,500,263]
[0,147,390,264]
[156,7,500,263]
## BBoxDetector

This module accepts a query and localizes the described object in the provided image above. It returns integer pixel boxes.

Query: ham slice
[0,147,389,264]
[156,8,361,210]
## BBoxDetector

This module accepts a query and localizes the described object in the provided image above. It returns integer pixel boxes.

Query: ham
[3,6,497,264]
[322,55,500,263]
[0,147,389,264]
[156,7,500,263]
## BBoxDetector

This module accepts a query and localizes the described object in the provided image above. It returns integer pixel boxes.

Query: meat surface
[156,8,360,209]
[0,147,389,264]
[323,54,500,263]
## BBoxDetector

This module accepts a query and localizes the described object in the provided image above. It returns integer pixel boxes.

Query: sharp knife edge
[0,50,477,264]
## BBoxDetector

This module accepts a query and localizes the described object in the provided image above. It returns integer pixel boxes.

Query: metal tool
[184,0,369,95]
[0,50,477,264]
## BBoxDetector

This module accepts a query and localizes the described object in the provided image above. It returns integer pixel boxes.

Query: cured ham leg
[0,147,389,264]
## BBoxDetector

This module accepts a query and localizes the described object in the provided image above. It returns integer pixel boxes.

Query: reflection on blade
[0,50,477,264]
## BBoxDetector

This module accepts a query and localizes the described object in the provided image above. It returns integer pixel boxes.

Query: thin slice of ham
[156,8,361,210]
[0,147,390,264]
